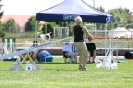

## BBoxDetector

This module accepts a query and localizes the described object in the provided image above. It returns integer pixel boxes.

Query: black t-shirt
[73,25,84,42]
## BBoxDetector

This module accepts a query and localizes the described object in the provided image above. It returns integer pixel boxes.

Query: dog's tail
[37,32,40,37]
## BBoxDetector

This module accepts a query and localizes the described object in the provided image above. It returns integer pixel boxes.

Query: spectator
[87,37,96,63]
[31,41,40,62]
[62,41,78,63]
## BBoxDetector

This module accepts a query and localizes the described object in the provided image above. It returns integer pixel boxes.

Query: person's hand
[88,37,91,41]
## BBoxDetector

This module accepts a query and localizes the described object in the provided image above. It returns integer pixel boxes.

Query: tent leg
[35,21,38,42]
[45,22,47,34]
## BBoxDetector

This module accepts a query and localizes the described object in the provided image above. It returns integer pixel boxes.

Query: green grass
[0,58,133,88]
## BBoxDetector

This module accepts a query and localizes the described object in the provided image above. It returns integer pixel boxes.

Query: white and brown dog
[37,32,54,44]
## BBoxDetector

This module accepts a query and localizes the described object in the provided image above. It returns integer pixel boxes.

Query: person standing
[72,16,94,71]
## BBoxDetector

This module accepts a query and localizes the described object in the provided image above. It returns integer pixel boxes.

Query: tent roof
[36,0,113,23]
[111,27,129,31]
[108,27,131,34]
[127,28,133,31]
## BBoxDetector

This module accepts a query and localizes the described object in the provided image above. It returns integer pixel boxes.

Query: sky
[0,0,133,15]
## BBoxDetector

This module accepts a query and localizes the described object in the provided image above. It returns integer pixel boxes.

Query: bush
[0,30,5,37]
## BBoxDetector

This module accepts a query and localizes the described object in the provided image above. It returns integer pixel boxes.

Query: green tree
[25,16,39,32]
[107,8,131,30]
[126,12,133,29]
[0,0,3,19]
[0,29,5,37]
[41,22,59,34]
[56,21,69,27]
[2,18,21,33]
[0,0,5,37]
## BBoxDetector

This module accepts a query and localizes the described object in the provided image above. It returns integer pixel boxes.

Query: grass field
[0,58,133,88]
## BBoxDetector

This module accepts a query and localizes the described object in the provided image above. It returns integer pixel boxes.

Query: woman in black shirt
[72,16,94,71]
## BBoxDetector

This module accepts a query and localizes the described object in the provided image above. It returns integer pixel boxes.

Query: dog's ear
[52,32,54,36]
[50,32,54,36]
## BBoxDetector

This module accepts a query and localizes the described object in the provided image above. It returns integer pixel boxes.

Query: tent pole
[93,0,96,37]
[45,22,47,33]
[68,21,73,37]
[35,21,38,42]
[105,23,108,57]
[93,0,95,7]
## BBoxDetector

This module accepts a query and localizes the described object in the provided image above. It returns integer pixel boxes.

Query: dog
[37,32,54,43]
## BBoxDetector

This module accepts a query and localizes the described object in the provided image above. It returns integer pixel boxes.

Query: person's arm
[82,27,94,40]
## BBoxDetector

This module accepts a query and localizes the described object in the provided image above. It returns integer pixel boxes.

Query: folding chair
[63,51,78,63]
[63,51,71,63]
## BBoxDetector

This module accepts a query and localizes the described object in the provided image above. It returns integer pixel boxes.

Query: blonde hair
[75,16,82,24]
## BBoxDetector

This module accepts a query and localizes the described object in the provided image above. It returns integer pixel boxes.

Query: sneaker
[82,67,88,71]
[88,61,91,64]
[79,65,82,70]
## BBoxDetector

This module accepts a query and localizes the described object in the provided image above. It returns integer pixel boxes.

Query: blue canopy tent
[35,0,113,57]
[36,0,113,23]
